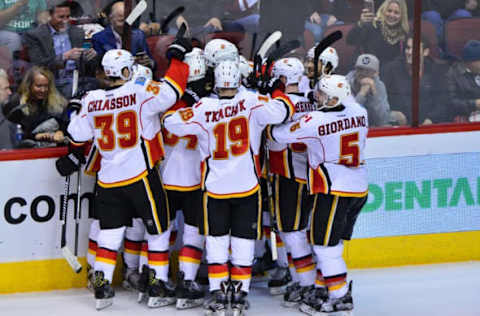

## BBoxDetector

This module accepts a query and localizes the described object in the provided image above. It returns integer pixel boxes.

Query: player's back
[80,80,164,186]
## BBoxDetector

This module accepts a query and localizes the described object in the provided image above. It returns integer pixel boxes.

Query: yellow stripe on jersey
[142,177,162,234]
[331,190,369,197]
[97,170,148,188]
[257,190,262,240]
[275,95,295,119]
[323,196,339,246]
[206,183,259,199]
[164,76,184,96]
[161,110,176,125]
[164,184,201,192]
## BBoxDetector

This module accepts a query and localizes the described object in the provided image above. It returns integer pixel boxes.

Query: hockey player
[160,47,209,310]
[56,38,191,310]
[267,57,317,306]
[299,46,339,95]
[163,60,295,316]
[203,38,240,95]
[267,75,368,316]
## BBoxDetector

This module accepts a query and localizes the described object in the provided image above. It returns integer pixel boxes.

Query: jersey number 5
[213,116,249,159]
[94,111,138,151]
[339,132,360,167]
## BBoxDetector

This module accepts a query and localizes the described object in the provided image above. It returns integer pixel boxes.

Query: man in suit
[24,0,98,97]
[92,1,154,70]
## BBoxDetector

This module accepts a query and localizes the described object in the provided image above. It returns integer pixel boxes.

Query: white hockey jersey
[163,89,295,198]
[68,59,188,187]
[268,93,317,183]
[269,100,368,197]
[160,101,202,191]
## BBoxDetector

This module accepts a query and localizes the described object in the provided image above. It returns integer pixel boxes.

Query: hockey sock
[206,235,229,292]
[315,269,327,289]
[179,223,205,280]
[123,218,145,270]
[146,226,172,282]
[87,220,100,268]
[313,241,348,298]
[283,231,315,287]
[139,240,148,272]
[230,236,255,293]
[275,232,288,268]
[95,227,126,282]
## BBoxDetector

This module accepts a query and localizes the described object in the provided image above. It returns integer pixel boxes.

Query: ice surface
[0,262,479,316]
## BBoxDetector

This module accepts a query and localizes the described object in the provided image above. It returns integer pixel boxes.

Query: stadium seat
[323,23,356,75]
[408,20,441,61]
[304,29,315,51]
[445,17,480,59]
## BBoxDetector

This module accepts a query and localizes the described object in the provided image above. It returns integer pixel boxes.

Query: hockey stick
[264,150,278,261]
[60,175,82,273]
[160,6,185,34]
[125,0,147,26]
[257,31,282,61]
[262,39,301,83]
[74,170,82,256]
[313,30,343,85]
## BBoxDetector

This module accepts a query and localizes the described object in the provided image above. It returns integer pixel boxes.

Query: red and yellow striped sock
[179,245,203,280]
[208,263,229,291]
[231,265,253,293]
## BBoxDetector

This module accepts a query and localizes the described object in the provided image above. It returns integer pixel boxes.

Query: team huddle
[56,31,368,316]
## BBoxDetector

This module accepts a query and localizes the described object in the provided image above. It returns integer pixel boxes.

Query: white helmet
[214,60,240,89]
[315,75,351,109]
[102,49,135,81]
[131,64,153,81]
[204,39,239,68]
[184,47,206,82]
[272,57,305,85]
[238,55,253,78]
[306,46,339,76]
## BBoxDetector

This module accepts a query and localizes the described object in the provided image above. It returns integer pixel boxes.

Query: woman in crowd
[5,66,67,147]
[346,0,409,66]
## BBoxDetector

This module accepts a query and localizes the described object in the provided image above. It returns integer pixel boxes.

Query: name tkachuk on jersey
[68,61,186,187]
[269,99,368,197]
[161,101,202,192]
[268,93,317,183]
[163,90,294,198]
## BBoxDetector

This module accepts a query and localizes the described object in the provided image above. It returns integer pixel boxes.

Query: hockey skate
[282,283,313,308]
[267,266,292,295]
[322,281,354,316]
[231,280,250,316]
[137,264,150,303]
[93,271,114,311]
[204,280,230,316]
[176,271,205,309]
[147,269,176,308]
[299,286,329,316]
[122,267,141,291]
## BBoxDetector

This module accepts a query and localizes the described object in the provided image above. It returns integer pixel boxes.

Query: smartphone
[364,0,375,13]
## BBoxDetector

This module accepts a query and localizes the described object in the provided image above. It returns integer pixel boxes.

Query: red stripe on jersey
[145,133,165,168]
[164,59,189,96]
[309,167,329,195]
[269,149,290,178]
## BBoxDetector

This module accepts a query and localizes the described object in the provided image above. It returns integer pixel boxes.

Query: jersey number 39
[94,111,138,151]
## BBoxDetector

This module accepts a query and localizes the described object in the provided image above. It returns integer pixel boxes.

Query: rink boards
[1,125,480,293]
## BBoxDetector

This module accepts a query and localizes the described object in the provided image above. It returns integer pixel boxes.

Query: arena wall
[1,124,480,293]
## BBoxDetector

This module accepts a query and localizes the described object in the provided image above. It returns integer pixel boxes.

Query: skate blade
[282,300,299,308]
[95,298,113,310]
[269,285,288,295]
[147,296,176,308]
[176,298,205,309]
[299,302,329,316]
[137,292,146,303]
[204,309,226,316]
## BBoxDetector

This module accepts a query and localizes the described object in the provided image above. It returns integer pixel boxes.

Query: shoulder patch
[135,76,147,86]
[258,95,269,102]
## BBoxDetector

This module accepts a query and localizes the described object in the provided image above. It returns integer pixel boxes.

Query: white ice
[1,261,479,316]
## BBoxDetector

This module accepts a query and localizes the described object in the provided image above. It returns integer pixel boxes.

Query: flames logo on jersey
[337,83,344,88]
[290,122,300,132]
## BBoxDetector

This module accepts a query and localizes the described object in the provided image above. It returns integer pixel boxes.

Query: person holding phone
[346,0,410,66]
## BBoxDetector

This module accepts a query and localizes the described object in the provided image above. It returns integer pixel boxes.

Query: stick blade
[314,30,343,61]
[257,31,282,59]
[161,6,185,34]
[125,0,147,26]
[62,247,83,273]
[176,23,187,39]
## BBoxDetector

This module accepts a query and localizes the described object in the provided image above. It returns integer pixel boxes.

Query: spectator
[24,0,98,97]
[0,68,16,149]
[139,0,245,37]
[446,40,480,122]
[5,66,67,148]
[382,34,450,125]
[307,0,346,43]
[345,54,391,127]
[346,0,409,66]
[0,0,48,54]
[92,0,154,69]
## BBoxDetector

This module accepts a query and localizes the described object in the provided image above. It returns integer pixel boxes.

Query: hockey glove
[258,77,285,96]
[166,37,192,61]
[55,150,86,177]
